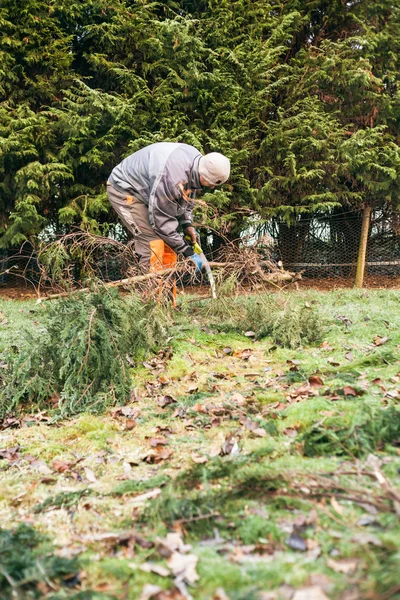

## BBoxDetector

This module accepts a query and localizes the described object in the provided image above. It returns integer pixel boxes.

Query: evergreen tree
[1,0,400,247]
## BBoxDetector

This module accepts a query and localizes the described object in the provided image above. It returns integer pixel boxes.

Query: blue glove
[189,253,203,273]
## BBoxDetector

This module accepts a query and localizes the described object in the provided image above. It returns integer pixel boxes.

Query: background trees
[1,0,400,248]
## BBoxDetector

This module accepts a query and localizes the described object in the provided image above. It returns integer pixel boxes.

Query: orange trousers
[149,239,177,305]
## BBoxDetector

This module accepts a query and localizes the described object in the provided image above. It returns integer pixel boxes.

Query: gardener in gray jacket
[106,142,230,271]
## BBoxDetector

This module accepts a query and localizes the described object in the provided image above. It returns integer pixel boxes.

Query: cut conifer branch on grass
[37,264,301,302]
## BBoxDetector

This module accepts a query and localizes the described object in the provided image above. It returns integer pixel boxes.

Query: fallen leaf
[191,453,208,464]
[212,589,230,600]
[252,427,267,437]
[293,587,330,600]
[186,382,199,393]
[157,532,192,557]
[121,406,137,417]
[84,467,97,483]
[230,392,246,406]
[143,447,173,463]
[125,419,136,431]
[239,348,252,360]
[140,584,163,600]
[320,341,333,350]
[244,331,256,338]
[221,435,240,456]
[374,336,389,346]
[342,386,357,397]
[157,395,177,408]
[52,460,72,473]
[122,462,133,476]
[131,488,162,505]
[167,551,199,584]
[140,562,170,577]
[149,437,169,447]
[327,358,340,367]
[283,428,297,438]
[345,352,353,361]
[29,459,53,475]
[0,445,21,461]
[351,532,382,546]
[330,496,344,515]
[326,557,359,574]
[309,375,324,387]
[286,533,307,552]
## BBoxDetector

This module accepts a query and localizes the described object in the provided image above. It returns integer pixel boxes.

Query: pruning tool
[185,234,217,299]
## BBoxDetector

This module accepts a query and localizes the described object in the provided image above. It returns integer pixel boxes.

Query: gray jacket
[108,142,202,255]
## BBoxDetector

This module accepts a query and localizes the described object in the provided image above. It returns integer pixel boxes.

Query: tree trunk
[354,206,372,288]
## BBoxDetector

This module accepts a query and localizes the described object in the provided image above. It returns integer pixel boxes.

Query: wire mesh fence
[249,209,400,279]
[1,209,400,292]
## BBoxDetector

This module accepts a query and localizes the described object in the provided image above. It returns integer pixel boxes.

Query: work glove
[189,253,203,273]
[183,225,199,245]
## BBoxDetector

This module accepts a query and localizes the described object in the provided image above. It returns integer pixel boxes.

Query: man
[106,142,230,272]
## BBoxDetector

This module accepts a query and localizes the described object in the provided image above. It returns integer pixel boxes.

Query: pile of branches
[30,231,301,300]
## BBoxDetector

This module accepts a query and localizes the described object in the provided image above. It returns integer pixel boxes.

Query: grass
[0,289,399,599]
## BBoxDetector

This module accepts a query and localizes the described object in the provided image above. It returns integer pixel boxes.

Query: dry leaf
[252,427,267,437]
[191,453,208,464]
[221,435,240,456]
[52,460,72,473]
[140,584,163,600]
[140,562,170,577]
[330,496,344,515]
[342,386,357,397]
[309,375,324,387]
[131,488,162,505]
[143,447,173,463]
[84,467,97,483]
[157,395,177,408]
[374,336,388,346]
[320,341,333,350]
[230,392,246,406]
[29,459,52,475]
[326,557,358,574]
[293,587,330,600]
[351,532,382,546]
[167,551,199,584]
[149,436,169,447]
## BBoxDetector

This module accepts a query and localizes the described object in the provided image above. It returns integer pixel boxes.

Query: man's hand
[183,225,198,245]
[189,254,203,273]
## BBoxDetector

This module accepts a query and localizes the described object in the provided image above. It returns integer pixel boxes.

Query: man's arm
[148,174,194,256]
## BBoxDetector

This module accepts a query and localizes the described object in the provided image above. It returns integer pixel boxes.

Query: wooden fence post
[354,205,372,288]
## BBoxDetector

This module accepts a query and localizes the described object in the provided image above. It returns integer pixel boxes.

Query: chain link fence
[1,210,400,291]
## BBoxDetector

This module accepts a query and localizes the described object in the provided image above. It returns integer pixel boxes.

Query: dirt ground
[1,274,400,301]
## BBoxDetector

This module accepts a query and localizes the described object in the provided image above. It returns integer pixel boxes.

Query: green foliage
[1,289,171,416]
[2,0,400,246]
[0,524,79,598]
[243,296,325,348]
[33,489,93,514]
[301,404,400,457]
[142,448,280,533]
[112,474,171,496]
[200,293,325,348]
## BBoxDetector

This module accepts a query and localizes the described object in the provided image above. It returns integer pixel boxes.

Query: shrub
[301,404,400,457]
[1,288,171,417]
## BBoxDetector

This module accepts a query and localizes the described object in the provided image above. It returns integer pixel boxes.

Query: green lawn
[0,289,399,600]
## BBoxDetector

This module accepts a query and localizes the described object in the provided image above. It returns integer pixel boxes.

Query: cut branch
[37,262,301,302]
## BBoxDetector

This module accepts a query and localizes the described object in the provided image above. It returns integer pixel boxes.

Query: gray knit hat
[198,152,230,185]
